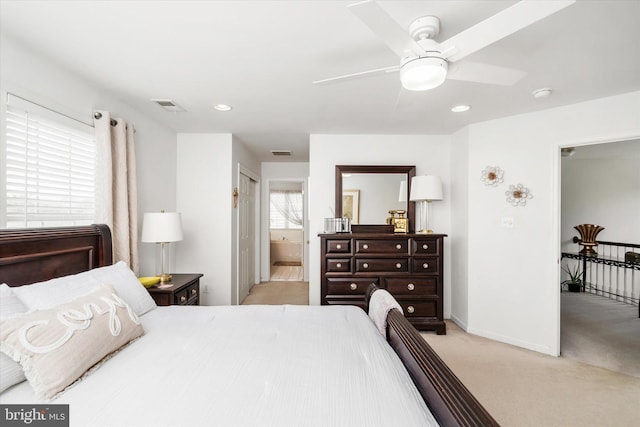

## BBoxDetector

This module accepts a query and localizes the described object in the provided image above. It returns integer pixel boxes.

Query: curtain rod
[7,92,95,128]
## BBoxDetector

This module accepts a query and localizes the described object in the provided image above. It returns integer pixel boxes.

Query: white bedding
[1,304,438,427]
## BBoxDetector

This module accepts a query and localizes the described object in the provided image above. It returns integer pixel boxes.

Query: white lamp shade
[410,176,443,201]
[400,57,448,91]
[141,212,184,243]
[398,180,407,202]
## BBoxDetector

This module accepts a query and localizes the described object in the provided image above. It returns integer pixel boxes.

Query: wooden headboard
[0,224,112,286]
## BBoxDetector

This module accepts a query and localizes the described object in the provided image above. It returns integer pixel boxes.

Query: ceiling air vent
[151,99,186,112]
[271,150,292,156]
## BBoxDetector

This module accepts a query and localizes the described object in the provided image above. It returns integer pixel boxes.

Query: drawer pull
[423,263,429,269]
[407,306,415,314]
[336,263,342,268]
[191,289,197,296]
[350,283,358,291]
[336,244,342,249]
[180,295,187,303]
[362,263,369,269]
[396,244,402,250]
[395,263,402,269]
[422,244,429,250]
[407,283,415,291]
[363,244,369,249]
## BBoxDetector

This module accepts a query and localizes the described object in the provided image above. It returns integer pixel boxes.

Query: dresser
[146,274,203,306]
[320,233,446,334]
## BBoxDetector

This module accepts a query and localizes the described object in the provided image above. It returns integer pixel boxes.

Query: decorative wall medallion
[480,166,504,186]
[505,184,533,206]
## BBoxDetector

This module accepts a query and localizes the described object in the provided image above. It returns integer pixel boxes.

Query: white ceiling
[1,1,639,162]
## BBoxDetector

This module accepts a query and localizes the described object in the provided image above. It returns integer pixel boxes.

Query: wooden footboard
[367,284,498,426]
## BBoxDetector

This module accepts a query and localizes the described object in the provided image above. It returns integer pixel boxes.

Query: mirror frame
[335,165,416,233]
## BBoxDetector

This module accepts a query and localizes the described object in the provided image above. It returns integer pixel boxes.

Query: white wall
[308,135,451,307]
[465,91,640,356]
[449,126,470,328]
[0,35,177,276]
[261,162,310,281]
[176,134,233,305]
[561,154,640,250]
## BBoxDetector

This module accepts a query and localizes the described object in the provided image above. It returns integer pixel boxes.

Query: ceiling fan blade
[348,0,424,58]
[447,61,527,86]
[313,65,400,85]
[440,0,575,63]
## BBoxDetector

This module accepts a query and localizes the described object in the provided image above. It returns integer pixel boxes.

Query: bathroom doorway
[269,181,304,281]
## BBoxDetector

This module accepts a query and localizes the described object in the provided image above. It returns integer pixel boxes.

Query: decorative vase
[574,224,605,256]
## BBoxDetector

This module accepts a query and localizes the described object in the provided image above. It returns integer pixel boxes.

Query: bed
[0,225,497,426]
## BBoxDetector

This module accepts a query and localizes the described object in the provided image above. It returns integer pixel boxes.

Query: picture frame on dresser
[342,189,360,223]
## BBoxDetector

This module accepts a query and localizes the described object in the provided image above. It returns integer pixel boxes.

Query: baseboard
[465,326,555,356]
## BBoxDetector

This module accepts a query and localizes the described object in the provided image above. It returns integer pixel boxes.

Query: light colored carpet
[561,292,640,378]
[422,321,640,427]
[241,281,309,305]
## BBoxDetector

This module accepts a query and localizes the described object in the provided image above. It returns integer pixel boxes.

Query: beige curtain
[94,110,139,274]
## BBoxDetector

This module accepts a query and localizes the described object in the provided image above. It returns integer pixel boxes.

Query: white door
[238,172,255,303]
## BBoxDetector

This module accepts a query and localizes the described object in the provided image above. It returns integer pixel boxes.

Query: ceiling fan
[314,0,575,91]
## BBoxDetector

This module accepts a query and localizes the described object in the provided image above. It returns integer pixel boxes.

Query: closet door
[238,172,255,303]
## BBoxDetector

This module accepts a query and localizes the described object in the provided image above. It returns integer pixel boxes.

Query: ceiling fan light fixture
[400,57,448,91]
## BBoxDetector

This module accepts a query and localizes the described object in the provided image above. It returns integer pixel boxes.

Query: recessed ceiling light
[532,88,552,99]
[213,104,232,112]
[451,105,471,113]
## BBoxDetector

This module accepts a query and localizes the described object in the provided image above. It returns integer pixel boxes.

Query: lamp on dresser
[141,211,184,283]
[410,175,443,234]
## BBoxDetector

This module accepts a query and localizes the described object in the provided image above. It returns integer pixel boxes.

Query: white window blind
[269,190,303,229]
[4,95,96,228]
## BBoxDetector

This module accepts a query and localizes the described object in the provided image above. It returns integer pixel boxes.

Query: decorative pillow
[13,261,157,316]
[0,284,144,399]
[0,284,28,393]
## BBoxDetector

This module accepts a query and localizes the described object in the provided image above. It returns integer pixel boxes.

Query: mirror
[335,165,416,232]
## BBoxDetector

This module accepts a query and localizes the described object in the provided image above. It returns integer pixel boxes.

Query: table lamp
[410,176,443,234]
[141,211,183,283]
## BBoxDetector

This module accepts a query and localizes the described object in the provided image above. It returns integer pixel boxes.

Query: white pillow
[13,261,156,316]
[1,284,144,400]
[0,284,27,393]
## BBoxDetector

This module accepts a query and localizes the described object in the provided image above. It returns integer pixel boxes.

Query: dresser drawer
[411,257,440,274]
[412,238,440,255]
[186,282,199,304]
[355,239,408,254]
[326,278,378,295]
[326,258,351,272]
[174,288,189,305]
[356,258,408,273]
[327,240,351,253]
[385,277,438,296]
[397,300,439,318]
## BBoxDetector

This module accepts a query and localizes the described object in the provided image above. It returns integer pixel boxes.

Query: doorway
[268,181,304,281]
[559,138,640,377]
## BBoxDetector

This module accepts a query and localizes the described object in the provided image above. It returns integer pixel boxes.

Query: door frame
[265,178,308,282]
[554,132,639,354]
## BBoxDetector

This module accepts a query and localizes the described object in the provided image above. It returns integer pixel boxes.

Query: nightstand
[146,274,203,306]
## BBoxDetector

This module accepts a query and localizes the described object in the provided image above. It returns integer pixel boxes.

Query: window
[269,190,303,229]
[3,95,96,228]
